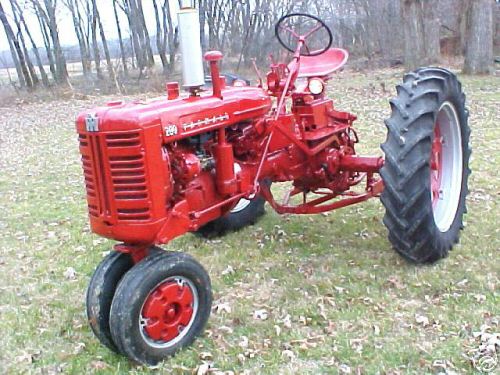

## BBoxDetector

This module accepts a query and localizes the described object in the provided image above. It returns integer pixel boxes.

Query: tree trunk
[422,4,440,64]
[35,5,56,80]
[464,0,494,74]
[199,0,206,49]
[113,0,128,76]
[163,0,176,72]
[5,34,26,87]
[124,0,146,72]
[401,0,440,69]
[152,0,168,72]
[495,2,500,55]
[10,0,39,86]
[42,0,69,83]
[0,2,32,88]
[92,0,119,89]
[129,31,136,69]
[90,0,103,80]
[66,0,91,76]
[14,0,49,86]
[16,22,39,86]
[136,0,155,67]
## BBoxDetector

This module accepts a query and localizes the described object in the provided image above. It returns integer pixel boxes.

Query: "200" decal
[164,125,178,137]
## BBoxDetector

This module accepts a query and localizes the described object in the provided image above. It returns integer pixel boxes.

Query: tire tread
[380,67,471,264]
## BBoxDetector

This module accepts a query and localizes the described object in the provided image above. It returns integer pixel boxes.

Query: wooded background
[0,0,499,93]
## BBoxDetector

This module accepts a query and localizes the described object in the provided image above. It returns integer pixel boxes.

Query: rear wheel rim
[230,198,252,213]
[231,163,253,213]
[139,276,198,349]
[430,101,463,232]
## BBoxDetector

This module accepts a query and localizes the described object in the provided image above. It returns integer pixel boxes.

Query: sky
[0,1,181,53]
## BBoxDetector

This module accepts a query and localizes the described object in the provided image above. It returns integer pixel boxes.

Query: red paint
[205,51,223,99]
[296,48,349,78]
[76,43,385,258]
[431,122,443,206]
[166,82,180,100]
[141,280,194,343]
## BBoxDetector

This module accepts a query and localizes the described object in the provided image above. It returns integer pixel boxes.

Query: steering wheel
[275,13,333,57]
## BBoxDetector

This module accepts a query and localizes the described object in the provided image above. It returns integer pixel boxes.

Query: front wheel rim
[139,276,199,349]
[430,101,463,233]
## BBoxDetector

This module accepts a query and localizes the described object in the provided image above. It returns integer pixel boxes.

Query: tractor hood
[76,86,272,143]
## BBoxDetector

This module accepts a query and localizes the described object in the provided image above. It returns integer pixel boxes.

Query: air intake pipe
[177,5,205,88]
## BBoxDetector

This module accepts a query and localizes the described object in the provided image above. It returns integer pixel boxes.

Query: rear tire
[195,195,266,238]
[380,67,471,264]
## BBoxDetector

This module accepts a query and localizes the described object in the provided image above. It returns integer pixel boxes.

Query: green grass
[0,69,498,374]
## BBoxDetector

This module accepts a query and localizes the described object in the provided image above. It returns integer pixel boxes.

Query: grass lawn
[0,68,498,374]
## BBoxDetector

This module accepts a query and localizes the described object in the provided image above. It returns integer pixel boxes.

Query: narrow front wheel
[86,246,167,353]
[86,251,134,353]
[109,252,212,365]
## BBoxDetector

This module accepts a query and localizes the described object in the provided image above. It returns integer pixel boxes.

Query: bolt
[166,307,176,319]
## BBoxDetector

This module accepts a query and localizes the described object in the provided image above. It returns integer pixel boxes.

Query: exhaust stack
[177,6,205,88]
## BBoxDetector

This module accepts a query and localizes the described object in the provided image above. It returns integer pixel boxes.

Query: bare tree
[464,0,494,74]
[119,0,147,73]
[0,0,495,93]
[9,0,39,86]
[401,0,440,70]
[34,3,56,80]
[30,0,69,84]
[118,0,155,75]
[149,0,177,73]
[113,0,128,76]
[91,0,119,89]
[64,0,92,76]
[495,1,500,55]
[136,0,155,66]
[87,0,102,79]
[11,0,50,86]
[0,2,32,88]
[152,0,168,72]
[423,3,440,62]
[163,0,177,72]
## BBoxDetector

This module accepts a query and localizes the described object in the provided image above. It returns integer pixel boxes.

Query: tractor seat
[296,48,349,78]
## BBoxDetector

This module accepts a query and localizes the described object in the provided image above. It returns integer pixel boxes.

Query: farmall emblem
[182,113,229,131]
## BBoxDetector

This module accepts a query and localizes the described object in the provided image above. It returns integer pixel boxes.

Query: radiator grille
[79,131,151,222]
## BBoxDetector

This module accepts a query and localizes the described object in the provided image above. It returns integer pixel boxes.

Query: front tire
[109,251,212,366]
[86,247,166,353]
[86,251,134,353]
[380,67,471,264]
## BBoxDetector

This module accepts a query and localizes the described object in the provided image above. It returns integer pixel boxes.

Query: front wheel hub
[140,276,198,348]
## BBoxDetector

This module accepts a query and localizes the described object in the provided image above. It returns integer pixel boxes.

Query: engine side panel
[76,87,271,243]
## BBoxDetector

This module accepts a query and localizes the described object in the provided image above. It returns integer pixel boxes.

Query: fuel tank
[75,86,272,244]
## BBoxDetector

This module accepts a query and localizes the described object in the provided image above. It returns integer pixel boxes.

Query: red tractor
[76,11,470,365]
